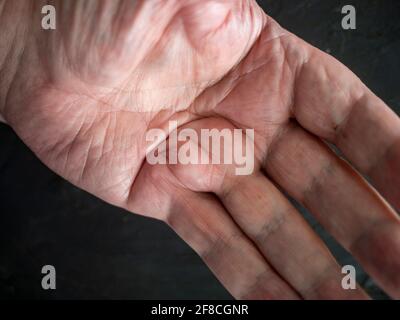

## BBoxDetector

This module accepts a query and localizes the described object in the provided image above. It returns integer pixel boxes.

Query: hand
[1,0,399,299]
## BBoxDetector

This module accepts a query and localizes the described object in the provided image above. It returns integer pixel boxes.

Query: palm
[7,0,265,208]
[4,1,400,299]
[9,1,295,211]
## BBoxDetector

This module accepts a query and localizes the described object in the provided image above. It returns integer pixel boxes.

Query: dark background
[1,0,399,299]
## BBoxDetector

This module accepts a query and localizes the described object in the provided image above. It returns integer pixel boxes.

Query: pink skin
[1,0,399,299]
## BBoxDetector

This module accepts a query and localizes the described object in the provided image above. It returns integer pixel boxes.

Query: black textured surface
[0,0,399,299]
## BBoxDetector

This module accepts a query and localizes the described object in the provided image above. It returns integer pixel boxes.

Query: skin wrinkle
[128,161,172,215]
[301,264,347,299]
[208,1,265,80]
[276,40,293,112]
[1,28,26,122]
[304,151,396,246]
[324,72,350,136]
[59,108,91,181]
[111,123,144,200]
[201,231,245,267]
[350,220,390,255]
[125,142,152,206]
[189,19,289,121]
[337,94,400,180]
[293,44,368,142]
[132,2,252,113]
[332,90,365,139]
[367,137,400,208]
[77,130,96,184]
[296,250,334,288]
[239,266,298,300]
[350,220,400,292]
[33,87,141,202]
[231,35,291,88]
[186,61,250,123]
[91,111,115,173]
[220,174,290,245]
[112,1,141,47]
[15,88,88,157]
[81,113,116,180]
[98,168,136,197]
[290,238,348,297]
[57,1,174,90]
[285,41,306,117]
[123,1,179,63]
[262,121,291,171]
[254,207,288,245]
[218,175,245,201]
[0,1,26,115]
[37,97,86,159]
[302,154,337,208]
[113,4,247,119]
[165,191,243,261]
[303,157,370,242]
[207,158,228,194]
[59,108,137,201]
[291,48,329,133]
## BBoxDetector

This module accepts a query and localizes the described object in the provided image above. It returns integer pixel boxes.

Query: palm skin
[2,0,400,299]
[4,0,264,206]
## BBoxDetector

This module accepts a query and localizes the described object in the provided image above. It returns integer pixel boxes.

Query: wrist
[0,1,32,122]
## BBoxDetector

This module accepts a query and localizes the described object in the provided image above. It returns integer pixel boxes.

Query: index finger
[293,39,400,209]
